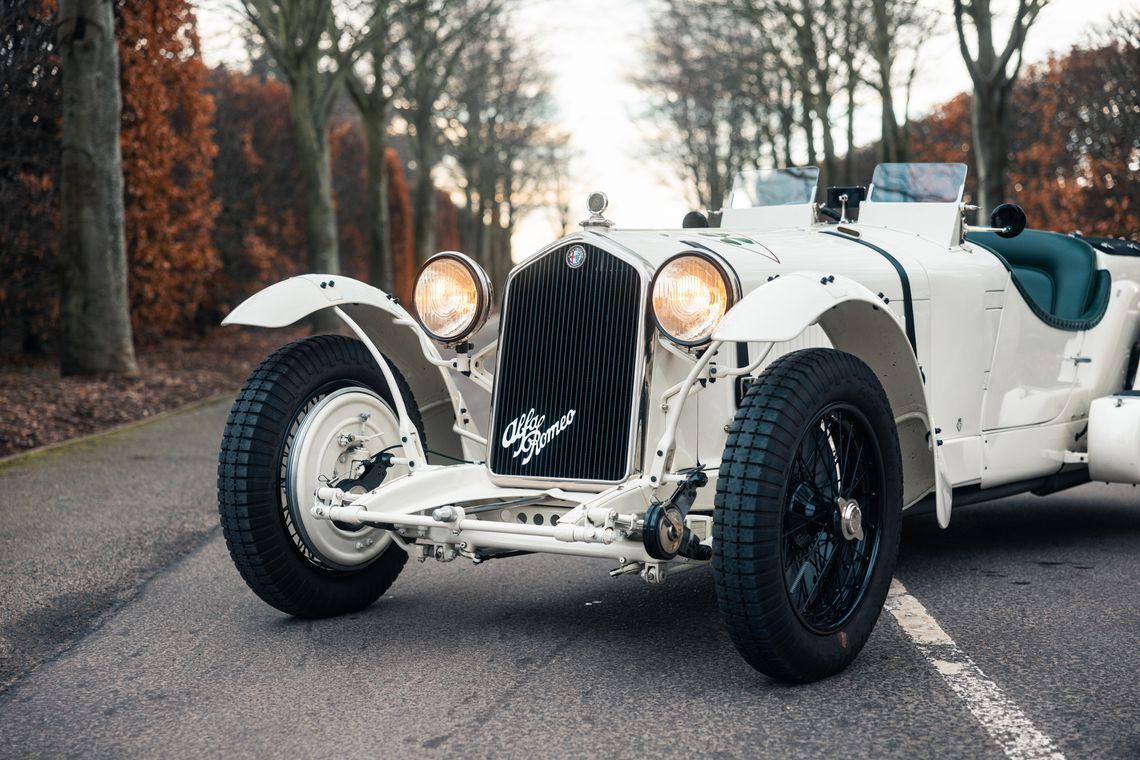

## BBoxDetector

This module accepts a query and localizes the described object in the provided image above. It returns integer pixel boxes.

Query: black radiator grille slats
[490,243,642,482]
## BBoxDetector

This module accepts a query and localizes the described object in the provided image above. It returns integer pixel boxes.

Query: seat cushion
[968,230,1098,320]
[1009,266,1054,314]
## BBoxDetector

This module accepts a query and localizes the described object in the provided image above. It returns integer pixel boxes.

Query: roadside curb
[0,391,233,469]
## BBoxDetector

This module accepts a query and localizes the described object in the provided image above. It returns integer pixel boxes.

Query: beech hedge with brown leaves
[1,0,434,354]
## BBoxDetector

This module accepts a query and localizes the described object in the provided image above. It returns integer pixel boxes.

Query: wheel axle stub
[836,496,865,542]
[643,503,685,559]
[642,503,712,561]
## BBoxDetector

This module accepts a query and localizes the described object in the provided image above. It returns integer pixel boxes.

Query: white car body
[224,164,1140,569]
[224,164,1140,582]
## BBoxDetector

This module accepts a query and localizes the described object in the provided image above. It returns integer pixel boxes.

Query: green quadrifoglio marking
[699,231,757,246]
[692,231,781,263]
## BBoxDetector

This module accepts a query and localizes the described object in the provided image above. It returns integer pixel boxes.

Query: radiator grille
[489,243,643,482]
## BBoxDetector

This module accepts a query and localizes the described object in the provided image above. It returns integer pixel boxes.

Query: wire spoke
[800,538,841,612]
[782,404,885,633]
[844,437,869,496]
[837,418,855,490]
[811,428,839,499]
[793,450,834,506]
[785,515,829,541]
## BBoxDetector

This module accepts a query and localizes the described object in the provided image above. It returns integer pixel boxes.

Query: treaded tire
[713,348,902,682]
[217,334,420,618]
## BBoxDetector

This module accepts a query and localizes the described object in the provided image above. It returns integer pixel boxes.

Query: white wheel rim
[287,386,406,569]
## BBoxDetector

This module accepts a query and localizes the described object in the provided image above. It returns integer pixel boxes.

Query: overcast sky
[197,0,1133,259]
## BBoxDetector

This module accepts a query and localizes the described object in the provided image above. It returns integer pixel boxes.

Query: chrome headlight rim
[650,251,741,347]
[412,251,493,345]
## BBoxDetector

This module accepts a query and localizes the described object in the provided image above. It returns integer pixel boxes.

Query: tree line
[0,0,565,372]
[639,0,1138,228]
[637,0,937,211]
[863,33,1139,239]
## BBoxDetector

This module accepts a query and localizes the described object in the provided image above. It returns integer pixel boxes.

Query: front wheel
[217,334,421,618]
[713,348,902,682]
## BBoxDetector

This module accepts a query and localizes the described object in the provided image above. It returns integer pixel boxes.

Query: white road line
[885,579,1067,760]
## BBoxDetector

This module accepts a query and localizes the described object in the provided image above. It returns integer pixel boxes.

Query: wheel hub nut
[836,497,865,542]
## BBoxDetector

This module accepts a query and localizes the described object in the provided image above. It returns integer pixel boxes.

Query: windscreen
[730,166,820,208]
[868,163,967,203]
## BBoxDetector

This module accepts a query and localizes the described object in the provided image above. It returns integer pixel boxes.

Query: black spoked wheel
[714,348,902,683]
[218,334,421,618]
[783,403,883,634]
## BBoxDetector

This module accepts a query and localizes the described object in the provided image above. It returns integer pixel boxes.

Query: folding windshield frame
[867,163,968,204]
[729,166,821,209]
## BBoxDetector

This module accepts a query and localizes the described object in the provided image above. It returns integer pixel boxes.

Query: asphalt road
[1,379,1138,757]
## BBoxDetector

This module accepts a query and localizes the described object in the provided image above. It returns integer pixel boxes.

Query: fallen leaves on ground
[0,327,305,458]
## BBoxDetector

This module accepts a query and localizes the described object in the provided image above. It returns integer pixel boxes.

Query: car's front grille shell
[489,243,644,482]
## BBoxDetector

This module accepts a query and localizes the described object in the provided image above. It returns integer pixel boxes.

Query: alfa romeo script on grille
[499,408,576,465]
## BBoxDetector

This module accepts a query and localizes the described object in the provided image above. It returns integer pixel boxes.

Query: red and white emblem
[565,244,587,268]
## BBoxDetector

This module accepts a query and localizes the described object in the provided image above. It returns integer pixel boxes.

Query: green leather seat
[967,229,1111,330]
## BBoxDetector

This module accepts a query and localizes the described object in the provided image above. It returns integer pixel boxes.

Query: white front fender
[715,271,953,527]
[223,274,486,463]
[714,271,905,342]
[222,274,394,328]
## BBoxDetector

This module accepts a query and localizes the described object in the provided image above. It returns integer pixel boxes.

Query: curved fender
[223,274,483,464]
[715,271,953,526]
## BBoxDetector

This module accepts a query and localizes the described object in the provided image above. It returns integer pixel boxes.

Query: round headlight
[651,253,738,346]
[413,252,491,343]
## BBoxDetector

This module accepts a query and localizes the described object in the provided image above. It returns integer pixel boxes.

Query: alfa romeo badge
[566,244,587,268]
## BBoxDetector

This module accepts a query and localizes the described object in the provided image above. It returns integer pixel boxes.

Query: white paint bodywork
[719,203,816,229]
[858,201,962,247]
[223,274,486,464]
[601,217,1140,499]
[224,200,1140,576]
[1088,395,1140,483]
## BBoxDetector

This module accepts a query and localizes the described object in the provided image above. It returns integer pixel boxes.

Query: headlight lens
[413,252,491,343]
[651,253,737,346]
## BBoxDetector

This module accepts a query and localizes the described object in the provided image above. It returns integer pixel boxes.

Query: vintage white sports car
[218,163,1140,682]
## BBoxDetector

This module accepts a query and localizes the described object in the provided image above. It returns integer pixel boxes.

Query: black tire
[713,348,902,682]
[217,334,421,618]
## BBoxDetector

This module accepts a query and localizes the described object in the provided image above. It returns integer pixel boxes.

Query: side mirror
[682,211,709,228]
[990,203,1026,239]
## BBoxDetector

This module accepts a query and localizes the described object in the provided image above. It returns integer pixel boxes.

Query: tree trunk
[499,173,514,287]
[798,86,818,171]
[707,159,723,212]
[818,91,838,186]
[877,57,902,163]
[955,0,1023,217]
[490,198,508,291]
[412,165,436,265]
[842,6,858,184]
[496,224,512,292]
[467,162,493,265]
[844,83,856,183]
[57,0,138,376]
[461,164,478,257]
[289,81,340,333]
[479,194,494,271]
[363,118,393,292]
[880,93,901,163]
[971,85,1009,218]
[411,111,436,265]
[871,0,901,164]
[779,97,795,169]
[477,174,496,266]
